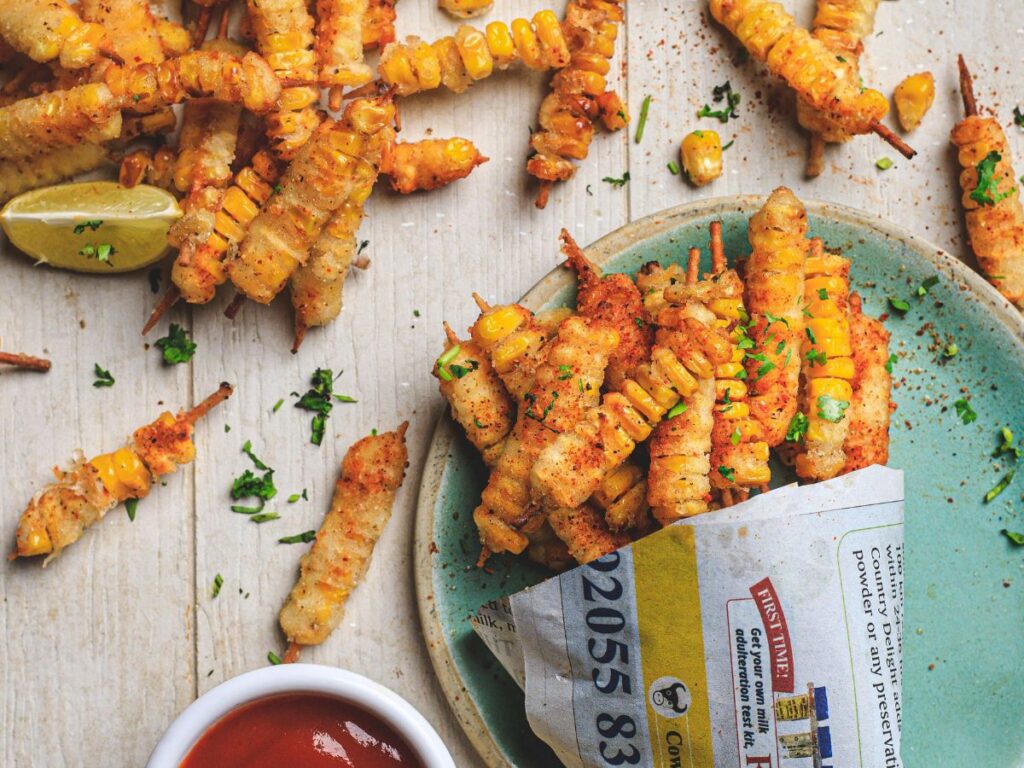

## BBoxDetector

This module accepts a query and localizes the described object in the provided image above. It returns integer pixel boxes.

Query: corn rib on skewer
[363,0,397,50]
[79,0,166,65]
[548,503,628,565]
[318,0,374,109]
[469,297,559,400]
[12,384,233,563]
[0,143,109,205]
[841,292,892,473]
[381,138,488,194]
[0,84,122,161]
[0,0,114,69]
[279,423,409,651]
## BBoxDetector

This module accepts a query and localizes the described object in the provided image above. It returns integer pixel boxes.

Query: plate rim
[413,195,1024,768]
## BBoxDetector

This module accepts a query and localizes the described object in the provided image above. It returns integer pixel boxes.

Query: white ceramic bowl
[146,663,455,768]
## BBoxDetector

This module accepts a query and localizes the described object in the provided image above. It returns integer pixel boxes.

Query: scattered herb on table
[634,95,652,143]
[267,651,282,665]
[1002,529,1024,545]
[876,157,894,171]
[293,368,357,446]
[698,81,741,123]
[279,530,317,544]
[667,161,680,175]
[211,573,224,598]
[154,323,196,364]
[917,275,940,296]
[953,397,977,425]
[994,427,1022,460]
[93,363,115,388]
[230,441,277,515]
[602,172,630,188]
[125,498,138,522]
[885,353,898,374]
[984,469,1015,502]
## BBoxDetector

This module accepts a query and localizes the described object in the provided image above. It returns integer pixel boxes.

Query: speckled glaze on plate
[414,197,1024,768]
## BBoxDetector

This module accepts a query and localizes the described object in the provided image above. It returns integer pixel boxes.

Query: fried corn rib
[795,0,881,177]
[0,84,122,161]
[119,146,177,189]
[709,0,913,158]
[842,292,892,472]
[548,503,628,565]
[790,239,854,480]
[433,323,516,466]
[379,11,570,97]
[318,0,374,109]
[363,0,397,50]
[279,423,409,650]
[12,384,232,564]
[80,0,166,65]
[951,57,1024,307]
[246,0,321,159]
[742,187,809,447]
[0,142,109,205]
[473,315,619,558]
[0,0,113,69]
[382,138,488,195]
[228,96,395,305]
[528,0,627,208]
[470,297,559,400]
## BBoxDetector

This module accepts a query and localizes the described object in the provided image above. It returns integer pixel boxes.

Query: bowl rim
[413,195,1024,768]
[145,663,455,768]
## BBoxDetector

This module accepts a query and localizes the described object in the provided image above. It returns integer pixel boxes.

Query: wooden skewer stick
[958,54,978,117]
[443,321,460,346]
[870,121,916,159]
[291,323,308,355]
[184,382,233,424]
[710,220,726,275]
[142,286,181,335]
[686,247,702,284]
[0,351,51,372]
[224,292,245,319]
[282,642,302,664]
[535,181,553,210]
[471,292,492,312]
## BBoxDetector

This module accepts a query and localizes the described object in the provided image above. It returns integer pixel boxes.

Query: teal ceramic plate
[414,198,1024,767]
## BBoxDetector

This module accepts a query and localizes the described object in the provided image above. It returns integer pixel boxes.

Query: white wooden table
[2,2,1020,765]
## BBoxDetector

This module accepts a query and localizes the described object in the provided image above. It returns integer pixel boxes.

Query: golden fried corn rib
[548,503,628,565]
[318,0,374,109]
[279,423,409,650]
[742,187,809,446]
[363,0,397,50]
[12,384,232,564]
[433,323,516,466]
[119,146,177,189]
[792,239,855,480]
[951,57,1024,307]
[841,292,892,473]
[379,11,570,97]
[382,138,488,194]
[0,84,122,161]
[228,96,395,305]
[80,0,166,65]
[470,297,558,400]
[0,0,113,69]
[473,315,618,558]
[0,143,109,205]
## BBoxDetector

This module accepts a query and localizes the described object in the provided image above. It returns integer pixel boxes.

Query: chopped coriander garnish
[287,493,301,503]
[272,184,283,195]
[267,651,282,665]
[1002,529,1024,545]
[666,401,688,419]
[817,288,828,301]
[634,95,652,143]
[994,427,1022,460]
[984,469,1016,503]
[1014,106,1024,129]
[667,161,680,175]
[231,504,262,514]
[92,363,115,388]
[917,275,940,296]
[634,317,645,329]
[279,530,317,544]
[73,220,102,234]
[805,326,817,345]
[817,394,850,423]
[730,427,742,446]
[211,573,224,598]
[293,368,354,445]
[888,296,910,314]
[435,346,460,381]
[944,343,959,358]
[413,309,421,317]
[876,157,894,171]
[698,80,741,123]
[722,139,735,151]
[447,361,478,379]
[558,364,573,380]
[764,311,789,327]
[154,323,196,364]
[250,512,280,523]
[970,151,1015,207]
[357,239,370,255]
[242,440,270,471]
[602,172,630,188]
[884,353,898,374]
[224,424,231,433]
[785,412,809,442]
[273,398,284,412]
[125,498,139,522]
[524,391,558,424]
[230,441,276,514]
[806,349,828,367]
[953,397,977,425]
[473,417,486,429]
[718,466,736,482]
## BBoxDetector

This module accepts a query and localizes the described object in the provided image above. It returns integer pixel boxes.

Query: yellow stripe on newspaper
[632,525,714,767]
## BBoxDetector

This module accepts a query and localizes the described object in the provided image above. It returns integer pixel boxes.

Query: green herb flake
[1014,107,1024,129]
[970,151,1016,207]
[524,391,559,424]
[1002,529,1024,545]
[154,323,197,364]
[817,288,829,301]
[944,343,959,358]
[916,275,940,296]
[267,651,282,665]
[817,394,850,423]
[984,469,1016,503]
[125,498,138,522]
[884,353,898,374]
[294,368,354,446]
[287,493,301,503]
[786,412,809,442]
[250,512,280,524]
[92,363,115,388]
[558,364,573,380]
[667,161,681,175]
[806,349,828,367]
[722,139,735,151]
[876,157,894,171]
[954,397,977,425]
[472,417,486,429]
[602,172,630,188]
[73,220,103,234]
[730,427,742,446]
[211,573,224,598]
[279,530,317,544]
[666,401,688,419]
[634,94,652,144]
[994,427,1022,460]
[698,81,741,123]
[357,239,370,255]
[763,311,789,328]
[888,296,910,314]
[805,326,817,345]
[272,398,284,413]
[718,466,736,482]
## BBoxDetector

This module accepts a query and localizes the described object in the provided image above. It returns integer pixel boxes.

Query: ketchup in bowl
[179,693,426,768]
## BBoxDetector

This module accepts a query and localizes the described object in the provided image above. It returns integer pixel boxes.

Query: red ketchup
[179,693,426,768]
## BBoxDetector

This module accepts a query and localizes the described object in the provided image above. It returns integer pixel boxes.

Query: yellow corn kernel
[658,455,707,474]
[510,18,543,70]
[214,209,248,244]
[716,379,748,401]
[734,463,771,486]
[805,356,856,380]
[804,296,841,319]
[605,393,653,442]
[112,447,150,496]
[652,347,697,397]
[491,333,532,372]
[455,26,493,80]
[532,10,569,67]
[893,71,935,133]
[634,368,678,410]
[808,377,853,404]
[595,464,643,507]
[731,419,765,443]
[622,380,666,423]
[380,50,418,94]
[718,401,750,419]
[474,306,525,343]
[222,186,261,223]
[410,39,442,89]
[21,526,53,556]
[715,361,745,379]
[485,21,516,67]
[681,129,723,187]
[709,298,744,320]
[572,52,610,76]
[90,453,130,499]
[277,85,320,112]
[805,275,847,301]
[806,319,851,357]
[235,170,275,206]
[207,233,230,253]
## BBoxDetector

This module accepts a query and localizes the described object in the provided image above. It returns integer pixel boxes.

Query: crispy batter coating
[470,301,556,400]
[382,138,487,194]
[279,424,409,646]
[562,229,653,391]
[0,84,122,161]
[228,97,395,304]
[0,0,112,69]
[80,0,165,65]
[173,98,242,193]
[743,187,809,446]
[434,325,516,466]
[317,0,373,90]
[362,0,397,50]
[473,316,618,557]
[0,142,108,204]
[548,503,628,565]
[526,522,574,572]
[841,293,892,472]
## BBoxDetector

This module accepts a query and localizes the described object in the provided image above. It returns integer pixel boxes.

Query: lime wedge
[0,181,181,273]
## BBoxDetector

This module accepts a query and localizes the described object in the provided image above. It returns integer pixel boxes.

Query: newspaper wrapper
[472,466,903,768]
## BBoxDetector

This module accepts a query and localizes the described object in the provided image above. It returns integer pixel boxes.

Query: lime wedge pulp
[0,181,181,273]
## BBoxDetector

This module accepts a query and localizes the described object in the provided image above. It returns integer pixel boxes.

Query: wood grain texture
[1,1,1022,766]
